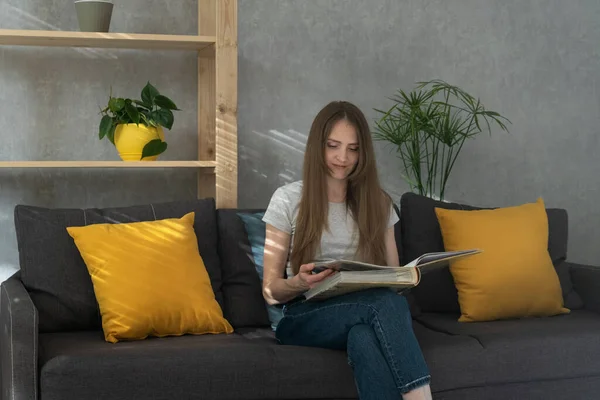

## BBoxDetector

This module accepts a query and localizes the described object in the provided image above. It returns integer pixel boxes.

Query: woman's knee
[360,288,410,314]
[348,324,376,344]
[347,324,378,364]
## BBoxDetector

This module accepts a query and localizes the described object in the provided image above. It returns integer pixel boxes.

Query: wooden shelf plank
[0,29,216,51]
[0,161,216,168]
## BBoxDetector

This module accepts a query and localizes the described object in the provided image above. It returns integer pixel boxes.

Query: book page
[407,249,482,269]
[339,268,415,282]
[312,259,401,272]
[312,249,481,273]
[306,282,415,301]
[304,271,418,301]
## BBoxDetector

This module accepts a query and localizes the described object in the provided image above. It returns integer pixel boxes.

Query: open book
[303,249,482,301]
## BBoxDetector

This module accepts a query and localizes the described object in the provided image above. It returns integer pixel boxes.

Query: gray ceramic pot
[74,0,114,32]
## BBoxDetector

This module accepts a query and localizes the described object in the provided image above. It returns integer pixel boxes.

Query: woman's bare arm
[262,224,306,305]
[262,224,334,305]
[384,226,400,266]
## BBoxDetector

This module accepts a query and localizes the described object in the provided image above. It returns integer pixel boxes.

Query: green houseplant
[98,82,180,161]
[373,79,511,200]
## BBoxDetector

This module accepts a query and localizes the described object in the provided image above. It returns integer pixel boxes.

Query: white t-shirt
[262,180,399,276]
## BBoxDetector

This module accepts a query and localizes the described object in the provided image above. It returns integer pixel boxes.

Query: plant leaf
[99,115,113,140]
[150,110,164,127]
[124,102,140,125]
[141,139,168,160]
[139,113,154,127]
[154,95,180,110]
[133,99,152,110]
[106,123,117,145]
[154,109,174,129]
[141,82,160,107]
[108,97,125,113]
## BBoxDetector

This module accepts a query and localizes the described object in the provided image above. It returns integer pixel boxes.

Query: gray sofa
[1,193,600,400]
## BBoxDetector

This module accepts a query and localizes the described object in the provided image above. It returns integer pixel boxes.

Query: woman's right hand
[293,263,335,291]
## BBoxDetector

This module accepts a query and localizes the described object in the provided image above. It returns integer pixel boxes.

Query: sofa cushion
[434,199,569,322]
[400,192,582,313]
[14,199,222,333]
[38,329,358,400]
[66,212,233,343]
[432,376,600,400]
[391,202,422,318]
[216,209,271,329]
[237,211,285,330]
[414,310,600,392]
[411,321,485,392]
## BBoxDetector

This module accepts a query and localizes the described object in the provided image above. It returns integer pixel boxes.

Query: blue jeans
[275,288,431,399]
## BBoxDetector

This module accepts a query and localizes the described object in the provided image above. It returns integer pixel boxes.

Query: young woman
[261,101,432,400]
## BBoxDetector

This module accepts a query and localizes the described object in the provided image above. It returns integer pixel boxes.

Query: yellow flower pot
[114,123,165,161]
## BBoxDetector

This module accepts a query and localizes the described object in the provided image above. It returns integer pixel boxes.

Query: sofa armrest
[569,262,600,314]
[1,273,38,400]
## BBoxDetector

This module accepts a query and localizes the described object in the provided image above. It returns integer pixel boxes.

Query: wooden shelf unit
[0,161,216,169]
[0,29,216,51]
[0,0,238,208]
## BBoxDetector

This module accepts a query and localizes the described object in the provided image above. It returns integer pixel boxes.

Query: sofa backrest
[13,198,223,333]
[399,192,570,314]
[216,208,271,329]
[16,192,570,333]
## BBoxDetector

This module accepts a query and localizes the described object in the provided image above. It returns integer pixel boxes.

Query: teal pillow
[237,212,284,331]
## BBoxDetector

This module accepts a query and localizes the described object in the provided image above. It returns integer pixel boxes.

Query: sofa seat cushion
[414,310,600,393]
[39,329,358,400]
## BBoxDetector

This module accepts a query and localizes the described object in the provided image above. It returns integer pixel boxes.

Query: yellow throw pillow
[66,212,233,343]
[434,198,569,322]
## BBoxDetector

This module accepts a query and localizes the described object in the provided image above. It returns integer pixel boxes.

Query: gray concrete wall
[238,0,600,265]
[1,0,598,282]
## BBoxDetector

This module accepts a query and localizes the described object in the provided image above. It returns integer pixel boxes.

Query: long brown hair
[290,101,393,275]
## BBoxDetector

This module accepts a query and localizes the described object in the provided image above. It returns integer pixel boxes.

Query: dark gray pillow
[392,203,422,318]
[14,198,222,333]
[399,192,582,313]
[216,209,271,329]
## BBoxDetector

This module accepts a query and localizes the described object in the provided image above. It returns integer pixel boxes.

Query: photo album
[304,249,482,301]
